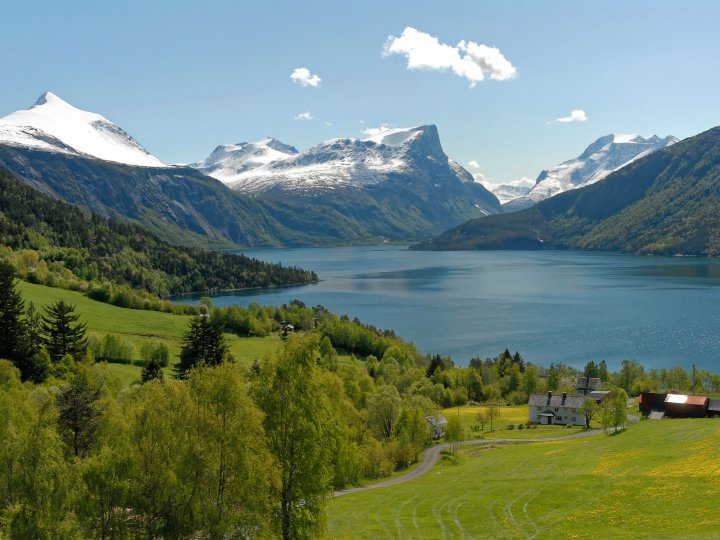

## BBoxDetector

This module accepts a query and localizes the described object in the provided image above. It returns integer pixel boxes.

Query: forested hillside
[0,168,317,304]
[415,126,720,255]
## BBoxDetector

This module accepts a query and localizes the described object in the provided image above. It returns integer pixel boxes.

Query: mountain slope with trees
[0,167,317,301]
[414,126,720,255]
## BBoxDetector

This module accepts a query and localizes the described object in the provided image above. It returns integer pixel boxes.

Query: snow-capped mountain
[0,92,165,167]
[192,124,501,237]
[202,125,484,196]
[191,138,298,184]
[503,134,678,211]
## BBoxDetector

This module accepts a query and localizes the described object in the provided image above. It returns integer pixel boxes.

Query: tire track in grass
[431,496,450,539]
[412,497,429,537]
[486,501,502,536]
[394,495,418,539]
[451,498,470,539]
[503,487,536,537]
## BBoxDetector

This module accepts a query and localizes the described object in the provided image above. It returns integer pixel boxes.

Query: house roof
[709,400,720,412]
[588,390,610,401]
[528,393,586,408]
[576,377,602,391]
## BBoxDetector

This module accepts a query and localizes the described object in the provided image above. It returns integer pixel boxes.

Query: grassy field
[444,405,586,440]
[17,280,284,384]
[326,419,720,538]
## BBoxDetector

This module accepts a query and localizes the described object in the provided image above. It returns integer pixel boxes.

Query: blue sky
[2,0,720,185]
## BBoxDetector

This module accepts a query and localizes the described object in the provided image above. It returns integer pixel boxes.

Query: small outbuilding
[664,394,709,418]
[708,400,720,418]
[639,392,668,417]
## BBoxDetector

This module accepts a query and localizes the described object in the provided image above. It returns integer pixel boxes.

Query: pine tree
[56,369,101,457]
[141,357,164,383]
[175,314,231,377]
[41,300,88,362]
[0,259,26,363]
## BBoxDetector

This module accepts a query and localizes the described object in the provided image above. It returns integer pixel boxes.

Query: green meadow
[326,419,720,539]
[17,281,283,384]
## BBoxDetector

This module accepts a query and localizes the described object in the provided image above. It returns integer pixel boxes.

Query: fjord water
[182,247,720,370]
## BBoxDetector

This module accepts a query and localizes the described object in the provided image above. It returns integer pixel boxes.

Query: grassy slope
[327,419,720,538]
[17,281,282,384]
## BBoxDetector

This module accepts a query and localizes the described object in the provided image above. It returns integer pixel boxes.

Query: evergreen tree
[512,351,526,373]
[175,314,231,377]
[56,369,101,457]
[0,260,26,364]
[41,300,88,362]
[141,357,164,383]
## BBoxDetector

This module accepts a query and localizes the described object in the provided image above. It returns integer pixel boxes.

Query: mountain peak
[0,92,165,167]
[34,91,67,108]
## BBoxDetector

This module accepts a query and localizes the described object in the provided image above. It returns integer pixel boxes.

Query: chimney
[547,391,552,405]
[562,392,567,404]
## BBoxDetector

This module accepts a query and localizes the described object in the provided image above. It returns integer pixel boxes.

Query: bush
[139,341,170,367]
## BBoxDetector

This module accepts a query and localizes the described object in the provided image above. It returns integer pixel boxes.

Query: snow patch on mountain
[191,138,298,184]
[504,134,678,211]
[0,92,165,167]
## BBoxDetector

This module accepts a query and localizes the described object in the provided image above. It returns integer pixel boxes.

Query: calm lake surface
[178,247,720,371]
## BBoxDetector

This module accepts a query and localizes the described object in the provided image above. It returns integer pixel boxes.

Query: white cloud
[324,121,333,127]
[362,123,391,136]
[383,27,517,87]
[468,160,481,169]
[554,109,588,123]
[290,67,322,87]
[294,111,313,121]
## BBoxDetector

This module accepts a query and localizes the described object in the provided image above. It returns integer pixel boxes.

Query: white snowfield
[191,138,299,184]
[194,126,443,193]
[502,133,678,210]
[0,92,165,167]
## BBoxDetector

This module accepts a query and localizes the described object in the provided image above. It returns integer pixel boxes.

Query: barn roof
[686,396,709,406]
[709,400,720,412]
[665,394,688,404]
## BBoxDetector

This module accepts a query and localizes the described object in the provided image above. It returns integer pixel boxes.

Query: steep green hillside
[0,168,317,297]
[415,127,720,255]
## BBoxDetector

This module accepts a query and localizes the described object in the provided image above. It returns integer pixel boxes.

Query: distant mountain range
[413,126,720,256]
[500,134,678,211]
[0,93,501,246]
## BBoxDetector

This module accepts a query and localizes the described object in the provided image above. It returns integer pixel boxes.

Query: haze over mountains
[0,92,500,246]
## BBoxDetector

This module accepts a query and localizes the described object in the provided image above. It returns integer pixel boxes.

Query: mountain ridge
[502,133,677,211]
[413,126,720,255]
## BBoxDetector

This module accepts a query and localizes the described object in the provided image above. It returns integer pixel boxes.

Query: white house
[528,391,587,426]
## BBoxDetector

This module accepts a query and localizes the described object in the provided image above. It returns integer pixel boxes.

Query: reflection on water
[177,247,720,370]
